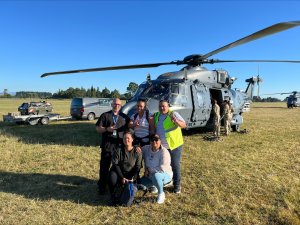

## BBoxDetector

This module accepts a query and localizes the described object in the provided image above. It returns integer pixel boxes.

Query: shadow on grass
[0,122,101,147]
[183,127,212,136]
[0,121,211,145]
[252,106,287,109]
[0,171,109,206]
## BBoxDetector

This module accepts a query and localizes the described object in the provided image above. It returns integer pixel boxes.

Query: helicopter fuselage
[121,66,252,131]
[287,93,300,108]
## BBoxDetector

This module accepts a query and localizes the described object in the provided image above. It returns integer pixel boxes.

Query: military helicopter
[265,91,300,108]
[41,21,300,132]
[284,91,300,108]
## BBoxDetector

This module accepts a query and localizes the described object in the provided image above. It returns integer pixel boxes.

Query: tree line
[0,85,285,102]
[0,82,139,99]
[252,96,282,102]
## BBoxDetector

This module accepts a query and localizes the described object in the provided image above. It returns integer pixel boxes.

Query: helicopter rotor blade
[205,59,300,64]
[263,92,292,95]
[201,21,300,59]
[41,61,180,77]
[41,21,300,78]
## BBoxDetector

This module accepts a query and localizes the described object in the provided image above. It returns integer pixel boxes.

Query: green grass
[0,99,299,224]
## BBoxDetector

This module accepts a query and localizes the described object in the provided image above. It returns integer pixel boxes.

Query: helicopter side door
[190,83,211,127]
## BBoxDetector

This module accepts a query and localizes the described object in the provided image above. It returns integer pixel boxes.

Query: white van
[70,98,113,120]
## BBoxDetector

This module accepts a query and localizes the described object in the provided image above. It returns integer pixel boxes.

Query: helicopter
[41,21,300,132]
[285,91,300,108]
[265,91,300,108]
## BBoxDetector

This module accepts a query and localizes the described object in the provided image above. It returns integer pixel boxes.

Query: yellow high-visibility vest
[154,111,184,150]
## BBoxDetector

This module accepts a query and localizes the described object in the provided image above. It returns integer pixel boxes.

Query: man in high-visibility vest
[153,100,186,194]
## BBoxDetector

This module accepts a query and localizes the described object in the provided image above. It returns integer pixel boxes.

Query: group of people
[95,98,186,205]
[212,99,234,136]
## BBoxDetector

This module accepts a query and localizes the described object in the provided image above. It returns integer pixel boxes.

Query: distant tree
[126,82,138,97]
[91,85,96,97]
[1,88,11,98]
[123,92,132,100]
[15,91,52,98]
[110,89,121,98]
[96,87,101,97]
[260,97,281,102]
[252,96,262,102]
[101,87,110,98]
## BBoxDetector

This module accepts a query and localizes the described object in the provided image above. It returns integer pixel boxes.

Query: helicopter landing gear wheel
[232,124,240,132]
[40,117,49,125]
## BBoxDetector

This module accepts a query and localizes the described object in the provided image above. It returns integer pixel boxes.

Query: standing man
[212,99,221,137]
[153,100,186,194]
[128,99,154,147]
[223,100,231,136]
[96,98,130,194]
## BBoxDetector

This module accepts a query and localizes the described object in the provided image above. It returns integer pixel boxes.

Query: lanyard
[112,112,119,125]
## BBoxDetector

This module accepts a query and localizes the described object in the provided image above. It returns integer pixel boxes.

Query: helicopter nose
[121,101,137,117]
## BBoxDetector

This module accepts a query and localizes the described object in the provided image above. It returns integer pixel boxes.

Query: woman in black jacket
[108,131,142,203]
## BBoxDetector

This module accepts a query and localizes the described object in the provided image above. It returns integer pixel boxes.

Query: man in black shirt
[96,98,130,194]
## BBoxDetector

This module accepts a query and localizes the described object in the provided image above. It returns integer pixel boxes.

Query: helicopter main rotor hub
[183,54,205,66]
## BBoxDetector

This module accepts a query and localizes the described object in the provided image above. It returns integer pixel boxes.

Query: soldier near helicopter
[222,100,232,136]
[228,97,234,126]
[212,99,221,136]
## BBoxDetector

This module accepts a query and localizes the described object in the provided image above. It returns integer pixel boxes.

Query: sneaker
[148,186,158,194]
[174,186,181,194]
[157,192,165,204]
[137,184,147,191]
[163,180,173,188]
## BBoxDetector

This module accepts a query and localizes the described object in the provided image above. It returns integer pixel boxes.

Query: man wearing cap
[153,100,186,194]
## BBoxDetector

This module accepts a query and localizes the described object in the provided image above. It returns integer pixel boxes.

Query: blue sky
[1,1,300,100]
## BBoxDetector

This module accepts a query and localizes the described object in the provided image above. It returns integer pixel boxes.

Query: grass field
[0,99,299,225]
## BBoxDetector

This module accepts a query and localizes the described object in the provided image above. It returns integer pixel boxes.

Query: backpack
[114,182,137,207]
[133,110,151,146]
[133,109,150,123]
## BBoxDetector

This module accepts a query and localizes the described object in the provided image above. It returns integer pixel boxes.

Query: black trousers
[108,169,121,196]
[98,142,119,191]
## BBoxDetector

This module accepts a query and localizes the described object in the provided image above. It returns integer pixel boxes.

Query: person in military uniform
[95,98,130,194]
[212,99,221,136]
[223,100,231,136]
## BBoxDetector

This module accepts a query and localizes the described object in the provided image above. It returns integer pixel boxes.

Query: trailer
[3,112,72,125]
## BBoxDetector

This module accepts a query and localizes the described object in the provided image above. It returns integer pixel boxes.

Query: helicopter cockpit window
[171,84,179,94]
[131,82,148,101]
[140,83,169,99]
[169,83,187,106]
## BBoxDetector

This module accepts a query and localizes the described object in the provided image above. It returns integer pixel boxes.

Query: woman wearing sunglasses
[140,134,173,204]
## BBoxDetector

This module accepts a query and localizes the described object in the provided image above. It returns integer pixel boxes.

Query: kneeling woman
[141,134,173,204]
[108,131,142,204]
